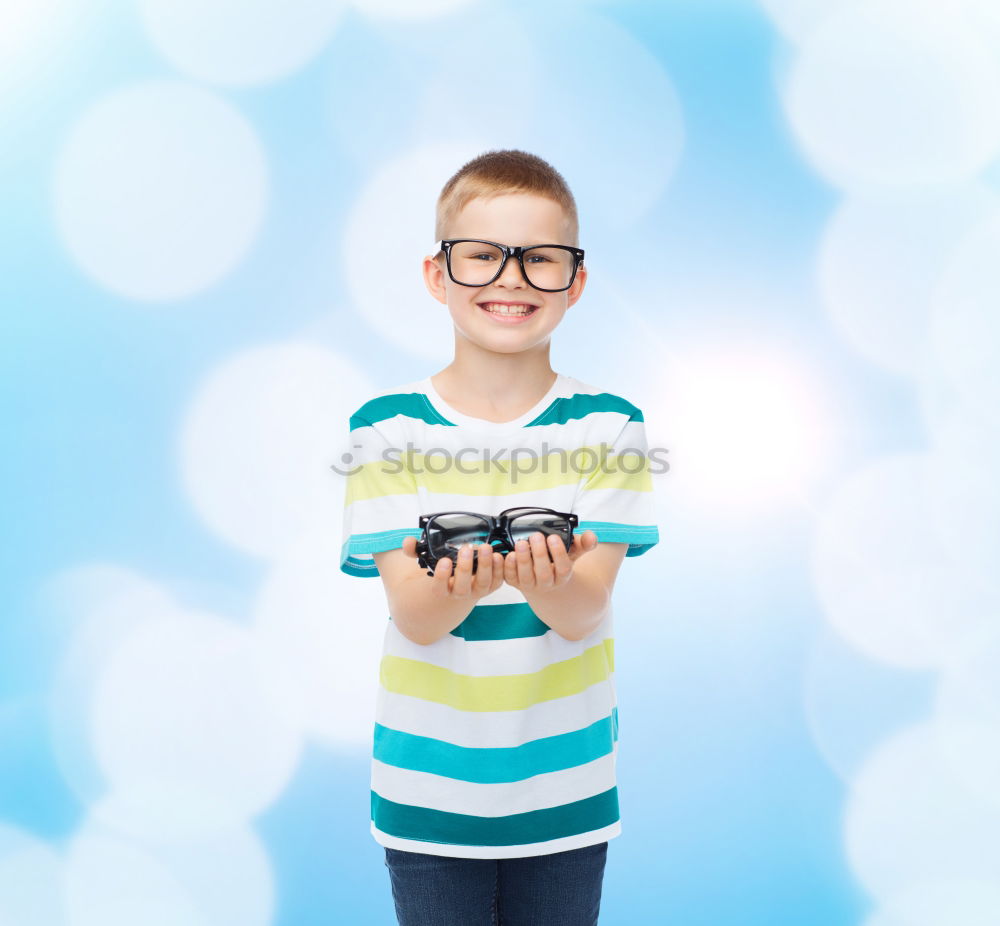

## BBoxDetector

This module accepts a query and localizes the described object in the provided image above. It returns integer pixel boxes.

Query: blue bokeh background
[4,0,1000,923]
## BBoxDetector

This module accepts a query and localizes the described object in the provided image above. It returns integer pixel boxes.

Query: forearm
[387,574,479,646]
[522,568,610,642]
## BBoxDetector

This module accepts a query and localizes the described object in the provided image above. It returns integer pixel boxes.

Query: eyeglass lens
[427,511,573,556]
[507,512,573,545]
[448,241,576,290]
[427,514,493,554]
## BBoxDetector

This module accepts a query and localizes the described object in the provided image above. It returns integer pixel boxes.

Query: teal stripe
[340,529,423,578]
[577,521,659,557]
[371,787,619,847]
[344,527,422,553]
[451,602,549,641]
[526,393,642,427]
[350,394,455,430]
[625,542,656,558]
[341,555,378,578]
[374,710,618,783]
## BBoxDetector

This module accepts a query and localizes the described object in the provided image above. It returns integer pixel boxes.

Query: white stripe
[344,492,422,536]
[370,750,617,817]
[370,410,631,457]
[610,418,651,450]
[381,616,614,677]
[575,485,657,524]
[371,820,621,859]
[374,683,617,749]
[467,582,527,606]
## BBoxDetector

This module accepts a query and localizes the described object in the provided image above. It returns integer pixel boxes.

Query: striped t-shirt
[339,371,659,858]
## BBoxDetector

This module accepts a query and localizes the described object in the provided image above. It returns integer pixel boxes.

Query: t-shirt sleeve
[339,412,423,578]
[572,406,660,558]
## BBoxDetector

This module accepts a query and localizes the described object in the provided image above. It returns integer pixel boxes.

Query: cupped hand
[502,529,599,594]
[401,535,505,600]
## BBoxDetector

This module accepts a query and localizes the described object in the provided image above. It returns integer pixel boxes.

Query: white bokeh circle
[643,336,835,513]
[90,609,302,836]
[331,9,682,228]
[923,406,1000,586]
[45,565,178,807]
[139,0,348,86]
[515,9,684,235]
[66,832,207,926]
[844,722,1000,902]
[53,79,267,302]
[757,0,848,44]
[782,0,1000,189]
[400,8,685,235]
[252,525,390,748]
[0,0,78,105]
[934,627,1000,813]
[862,878,1000,926]
[964,0,1000,40]
[351,0,478,18]
[344,141,488,361]
[818,186,999,377]
[810,452,998,669]
[179,341,373,559]
[802,626,931,782]
[325,9,540,168]
[64,820,273,926]
[0,824,63,926]
[927,209,1000,425]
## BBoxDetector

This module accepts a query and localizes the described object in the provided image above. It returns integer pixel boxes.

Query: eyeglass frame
[414,506,580,576]
[435,239,585,293]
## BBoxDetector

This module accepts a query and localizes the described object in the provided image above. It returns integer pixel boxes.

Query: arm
[505,531,628,642]
[373,538,505,646]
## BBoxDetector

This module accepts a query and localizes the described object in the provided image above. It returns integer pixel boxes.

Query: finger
[567,530,598,561]
[530,532,555,588]
[471,543,494,594]
[515,538,535,588]
[490,552,505,593]
[449,543,476,597]
[402,535,419,559]
[431,552,453,594]
[547,533,573,583]
[503,548,519,587]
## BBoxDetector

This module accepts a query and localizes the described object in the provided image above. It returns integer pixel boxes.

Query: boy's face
[422,192,587,355]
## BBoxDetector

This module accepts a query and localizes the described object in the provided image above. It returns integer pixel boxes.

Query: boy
[339,149,659,925]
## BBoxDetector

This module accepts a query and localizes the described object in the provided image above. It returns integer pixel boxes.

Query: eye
[470,252,498,261]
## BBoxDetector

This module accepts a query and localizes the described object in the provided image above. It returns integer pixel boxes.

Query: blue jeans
[383,841,608,925]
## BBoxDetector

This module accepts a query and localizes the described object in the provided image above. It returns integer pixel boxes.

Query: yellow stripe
[345,466,418,506]
[582,465,654,493]
[346,447,652,503]
[380,638,615,711]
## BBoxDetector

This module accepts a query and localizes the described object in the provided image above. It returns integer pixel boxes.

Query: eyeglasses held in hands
[415,507,579,577]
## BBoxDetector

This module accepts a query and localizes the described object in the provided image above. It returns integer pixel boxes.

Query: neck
[433,342,556,413]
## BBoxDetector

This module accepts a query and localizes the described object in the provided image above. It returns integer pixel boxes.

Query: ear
[564,262,588,309]
[422,254,448,305]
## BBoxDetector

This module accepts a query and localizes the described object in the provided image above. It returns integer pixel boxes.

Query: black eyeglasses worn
[436,239,585,293]
[415,506,580,576]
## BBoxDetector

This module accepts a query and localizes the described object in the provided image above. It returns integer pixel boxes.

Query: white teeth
[481,303,534,316]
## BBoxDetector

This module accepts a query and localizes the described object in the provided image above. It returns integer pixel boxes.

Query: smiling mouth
[478,302,539,317]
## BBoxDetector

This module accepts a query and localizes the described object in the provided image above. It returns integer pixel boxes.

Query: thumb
[401,535,419,558]
[568,530,598,561]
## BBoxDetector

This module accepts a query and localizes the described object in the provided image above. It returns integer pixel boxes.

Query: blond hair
[434,149,579,250]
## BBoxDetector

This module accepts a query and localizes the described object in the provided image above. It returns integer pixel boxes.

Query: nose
[495,252,528,288]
